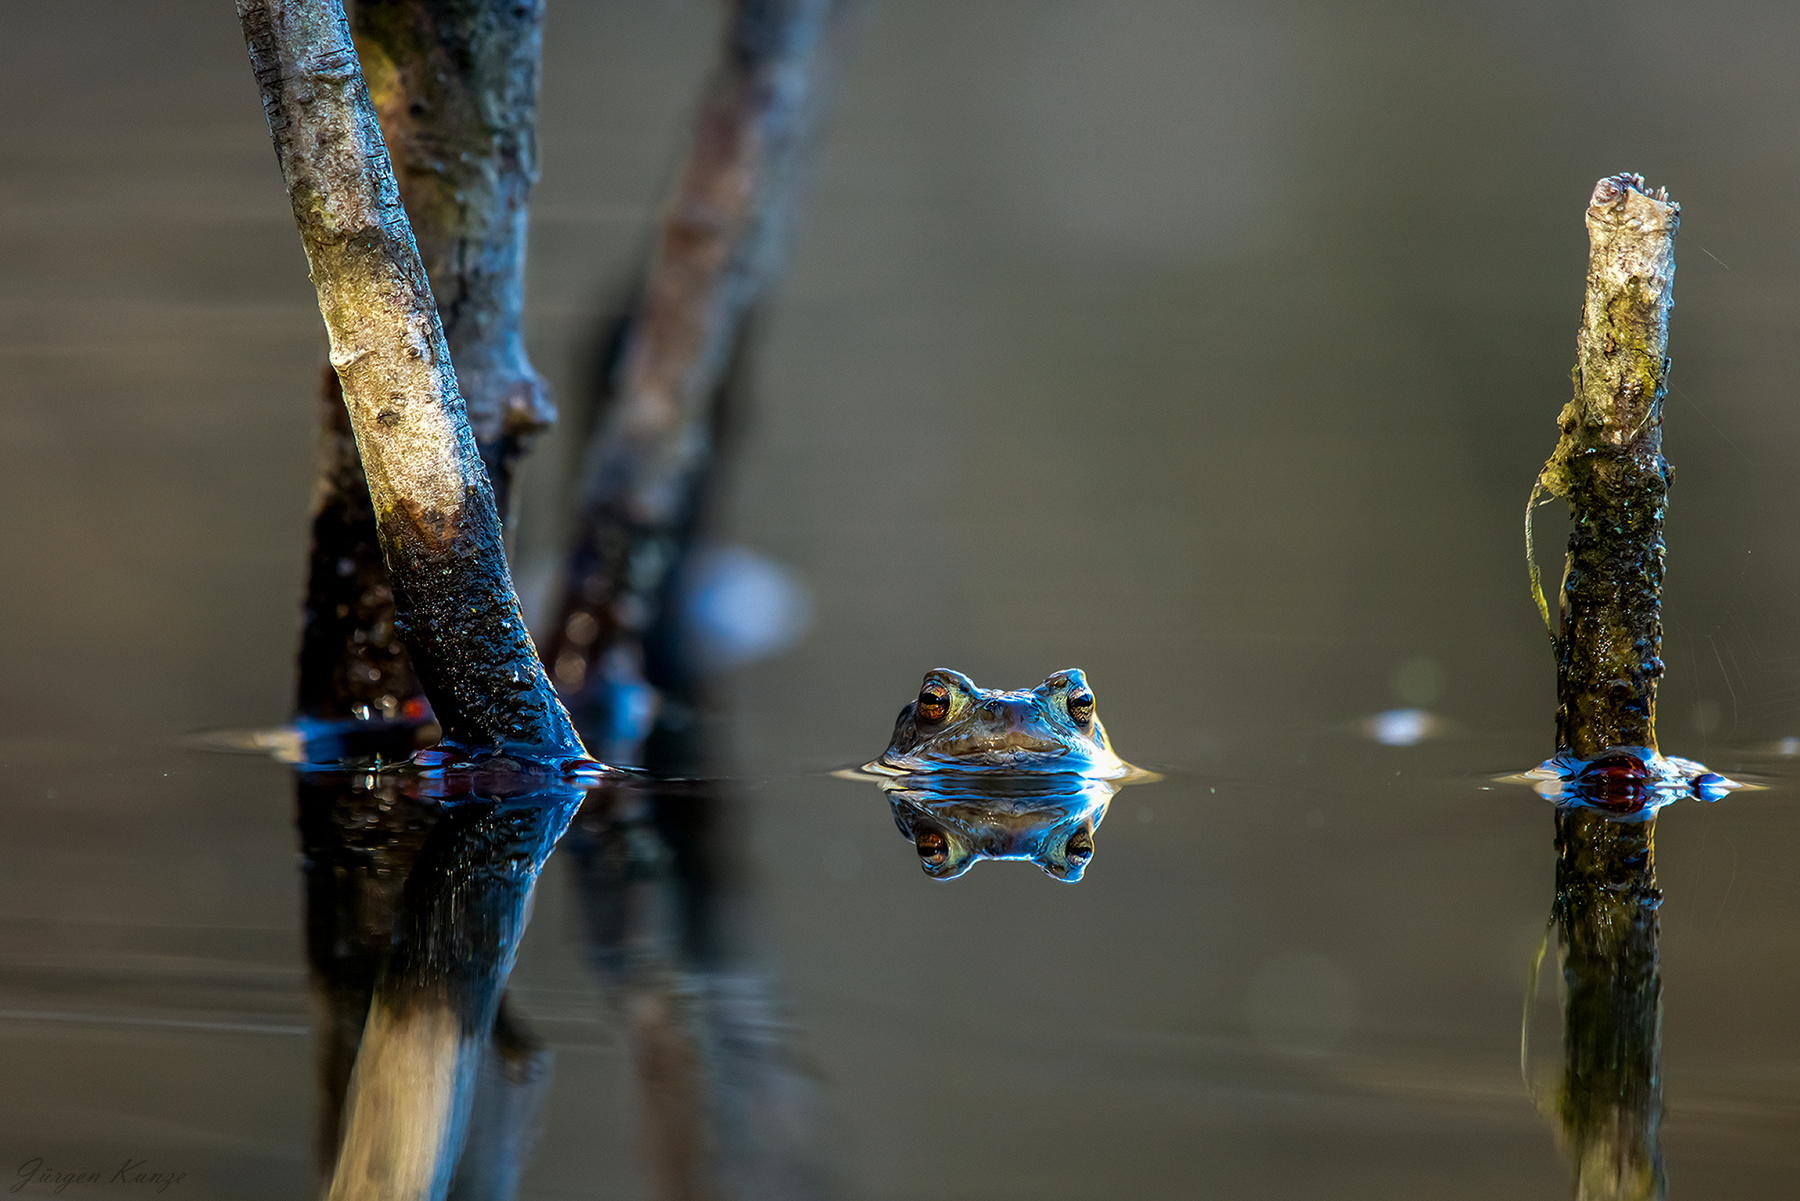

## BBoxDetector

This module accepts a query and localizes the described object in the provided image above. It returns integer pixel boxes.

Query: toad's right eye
[917,684,950,722]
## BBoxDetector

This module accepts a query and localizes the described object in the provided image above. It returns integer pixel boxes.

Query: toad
[873,668,1129,777]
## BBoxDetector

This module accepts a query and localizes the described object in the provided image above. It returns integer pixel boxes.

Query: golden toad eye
[917,685,950,723]
[915,829,950,867]
[1067,691,1094,724]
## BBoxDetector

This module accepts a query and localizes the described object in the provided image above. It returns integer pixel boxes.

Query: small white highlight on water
[1366,708,1436,747]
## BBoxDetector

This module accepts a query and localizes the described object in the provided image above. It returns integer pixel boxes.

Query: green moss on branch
[1534,175,1678,758]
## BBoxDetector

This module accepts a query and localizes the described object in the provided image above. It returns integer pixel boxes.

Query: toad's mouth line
[937,738,1072,759]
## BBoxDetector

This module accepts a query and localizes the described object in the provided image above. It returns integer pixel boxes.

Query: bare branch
[1535,174,1678,757]
[240,0,584,763]
[354,0,554,516]
[544,0,844,757]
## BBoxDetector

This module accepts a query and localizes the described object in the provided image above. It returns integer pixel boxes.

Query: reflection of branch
[544,0,842,754]
[1534,175,1678,758]
[298,775,573,1199]
[1551,808,1664,1201]
[567,783,832,1201]
[325,788,582,1201]
[297,775,433,1175]
[239,0,582,760]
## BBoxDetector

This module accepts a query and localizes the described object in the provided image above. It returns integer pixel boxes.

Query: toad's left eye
[1067,691,1094,724]
[917,684,951,723]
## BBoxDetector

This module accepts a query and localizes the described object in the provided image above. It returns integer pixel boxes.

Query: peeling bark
[542,0,842,757]
[241,0,584,761]
[1533,174,1678,758]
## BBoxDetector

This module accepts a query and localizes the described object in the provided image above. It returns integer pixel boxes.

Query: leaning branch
[354,0,555,516]
[295,0,552,751]
[543,0,842,752]
[240,0,584,762]
[1533,174,1678,758]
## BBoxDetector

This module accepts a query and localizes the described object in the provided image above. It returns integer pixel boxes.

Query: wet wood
[239,0,583,760]
[1534,174,1678,758]
[296,368,435,745]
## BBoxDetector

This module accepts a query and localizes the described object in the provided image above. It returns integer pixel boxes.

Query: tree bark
[353,0,554,519]
[1535,174,1679,758]
[542,0,842,758]
[240,0,584,762]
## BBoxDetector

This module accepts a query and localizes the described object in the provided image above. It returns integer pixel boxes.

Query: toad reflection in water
[848,669,1155,880]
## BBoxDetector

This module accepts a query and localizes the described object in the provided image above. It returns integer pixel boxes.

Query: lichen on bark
[1531,174,1678,758]
[240,0,584,762]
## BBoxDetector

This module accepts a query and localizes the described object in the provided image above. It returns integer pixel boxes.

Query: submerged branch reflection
[297,768,586,1200]
[1530,800,1665,1201]
[564,778,832,1201]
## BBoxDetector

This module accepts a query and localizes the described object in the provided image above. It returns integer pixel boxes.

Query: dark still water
[5,1,1800,1197]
